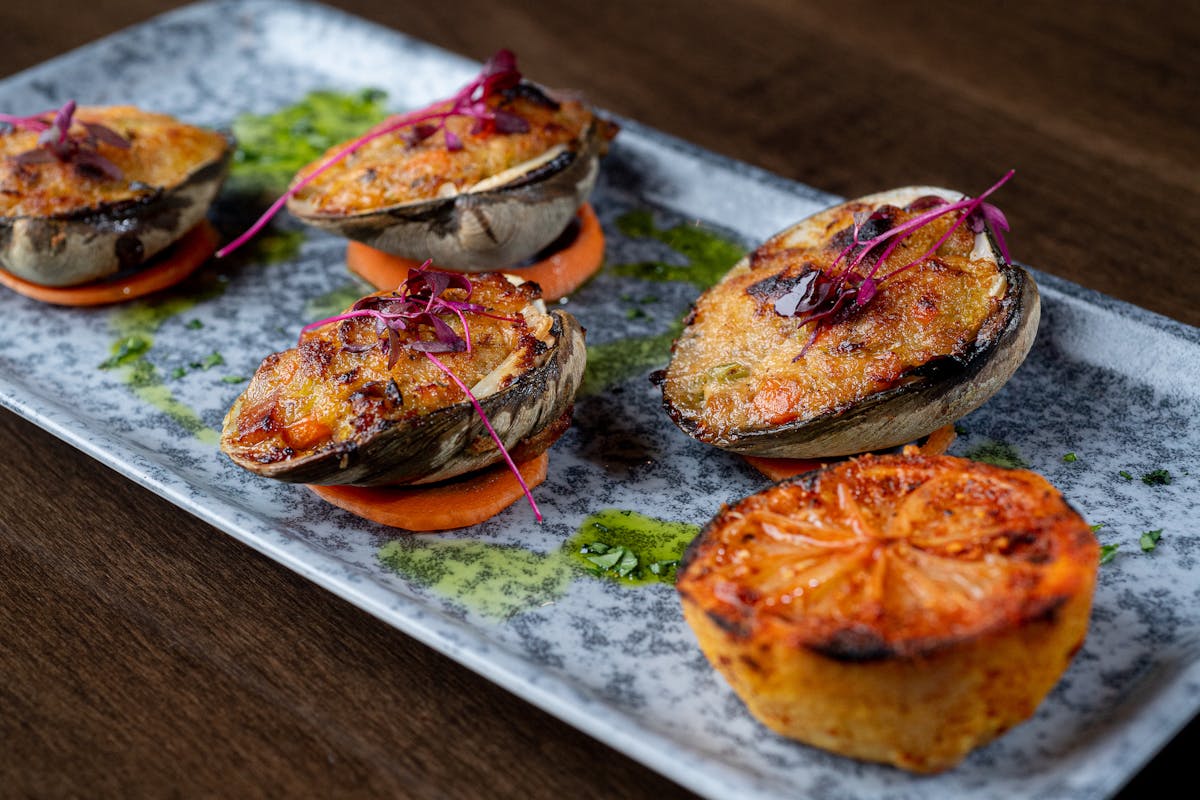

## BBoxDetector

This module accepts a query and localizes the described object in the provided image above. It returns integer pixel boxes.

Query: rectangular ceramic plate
[3,2,1198,797]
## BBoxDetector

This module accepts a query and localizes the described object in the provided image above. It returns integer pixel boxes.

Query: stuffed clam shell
[221,273,586,487]
[658,186,1040,458]
[285,82,614,271]
[0,105,231,287]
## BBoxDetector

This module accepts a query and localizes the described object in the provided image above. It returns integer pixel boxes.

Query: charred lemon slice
[676,452,1099,773]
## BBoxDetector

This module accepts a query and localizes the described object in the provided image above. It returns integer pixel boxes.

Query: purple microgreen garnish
[82,121,133,149]
[492,109,531,135]
[1,100,129,180]
[302,263,540,520]
[771,171,1016,359]
[218,49,535,258]
[856,276,878,306]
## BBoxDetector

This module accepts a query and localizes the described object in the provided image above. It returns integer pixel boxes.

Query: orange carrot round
[345,203,605,302]
[742,455,829,482]
[0,221,219,307]
[917,423,958,455]
[742,424,959,482]
[307,451,550,532]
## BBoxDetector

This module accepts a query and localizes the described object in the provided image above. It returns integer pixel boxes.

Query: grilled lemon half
[676,452,1099,773]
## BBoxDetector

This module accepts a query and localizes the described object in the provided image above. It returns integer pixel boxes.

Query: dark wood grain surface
[1,2,1196,797]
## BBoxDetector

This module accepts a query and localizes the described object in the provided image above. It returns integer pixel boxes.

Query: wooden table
[2,1,1195,797]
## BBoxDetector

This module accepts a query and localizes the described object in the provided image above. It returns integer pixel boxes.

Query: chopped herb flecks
[195,352,225,370]
[1119,470,1133,481]
[1140,529,1163,552]
[580,541,640,579]
[648,559,680,576]
[185,319,204,330]
[99,335,151,369]
[1099,544,1119,565]
[1089,523,1104,534]
[568,510,698,586]
[1141,469,1172,486]
[1063,452,1077,463]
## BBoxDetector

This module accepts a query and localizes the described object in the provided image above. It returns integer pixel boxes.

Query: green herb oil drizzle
[580,321,682,396]
[102,298,219,444]
[304,281,373,321]
[611,209,745,290]
[375,509,700,618]
[565,509,700,585]
[581,210,745,394]
[964,439,1029,469]
[229,88,389,198]
[378,539,573,621]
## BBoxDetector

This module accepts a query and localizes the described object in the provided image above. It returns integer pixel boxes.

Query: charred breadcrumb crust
[659,192,1039,458]
[222,300,586,488]
[715,261,1033,453]
[0,106,232,287]
[287,115,612,271]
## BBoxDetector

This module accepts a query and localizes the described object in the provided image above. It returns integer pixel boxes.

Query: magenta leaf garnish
[303,263,541,521]
[856,276,877,306]
[1,100,129,180]
[82,121,132,149]
[13,149,55,166]
[970,201,1011,263]
[770,171,1016,359]
[218,48,544,259]
[767,268,849,317]
[492,109,531,135]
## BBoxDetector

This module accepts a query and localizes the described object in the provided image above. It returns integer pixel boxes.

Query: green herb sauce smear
[102,298,218,444]
[580,209,745,394]
[581,320,682,396]
[377,538,573,620]
[247,228,306,264]
[375,509,700,618]
[229,88,389,197]
[566,509,700,585]
[611,209,745,289]
[965,439,1029,469]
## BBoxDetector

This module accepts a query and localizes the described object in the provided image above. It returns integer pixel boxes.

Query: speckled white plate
[2,2,1198,798]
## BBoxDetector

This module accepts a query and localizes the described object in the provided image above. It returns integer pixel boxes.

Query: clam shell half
[223,307,586,487]
[659,186,1040,458]
[286,122,607,272]
[0,122,232,288]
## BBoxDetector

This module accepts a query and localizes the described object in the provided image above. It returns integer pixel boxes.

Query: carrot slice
[307,452,550,532]
[345,203,605,302]
[742,424,960,482]
[742,455,829,482]
[917,423,958,455]
[0,221,219,307]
